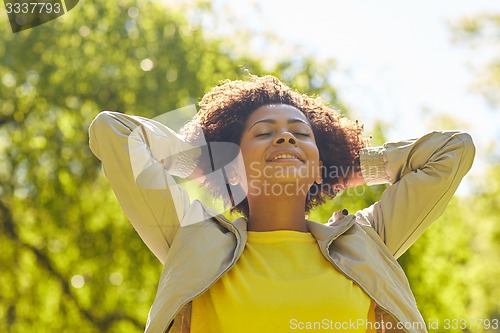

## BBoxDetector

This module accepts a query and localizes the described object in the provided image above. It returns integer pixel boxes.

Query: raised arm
[356,131,475,258]
[89,111,201,263]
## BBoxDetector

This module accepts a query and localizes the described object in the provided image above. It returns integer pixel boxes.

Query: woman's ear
[227,165,240,186]
[315,160,323,185]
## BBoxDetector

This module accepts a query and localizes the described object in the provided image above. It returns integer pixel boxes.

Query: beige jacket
[89,111,475,333]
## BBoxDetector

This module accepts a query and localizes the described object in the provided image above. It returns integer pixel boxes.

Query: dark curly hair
[181,75,365,218]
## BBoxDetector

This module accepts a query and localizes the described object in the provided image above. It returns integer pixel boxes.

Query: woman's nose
[273,132,297,146]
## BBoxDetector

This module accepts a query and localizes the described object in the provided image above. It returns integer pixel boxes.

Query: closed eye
[255,132,310,138]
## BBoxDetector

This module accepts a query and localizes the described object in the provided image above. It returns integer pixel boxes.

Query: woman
[89,75,475,333]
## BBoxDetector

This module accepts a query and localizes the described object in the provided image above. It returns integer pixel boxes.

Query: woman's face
[233,104,322,197]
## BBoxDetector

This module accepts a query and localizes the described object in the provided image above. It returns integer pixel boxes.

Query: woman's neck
[246,195,308,232]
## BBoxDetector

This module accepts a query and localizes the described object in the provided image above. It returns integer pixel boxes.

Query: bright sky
[186,0,499,190]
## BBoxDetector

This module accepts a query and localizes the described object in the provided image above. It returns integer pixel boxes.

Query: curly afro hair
[181,74,365,218]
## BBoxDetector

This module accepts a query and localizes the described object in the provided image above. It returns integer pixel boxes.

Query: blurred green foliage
[450,13,500,107]
[0,0,344,331]
[0,1,498,332]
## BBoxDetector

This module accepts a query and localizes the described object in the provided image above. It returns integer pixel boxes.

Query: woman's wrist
[186,146,208,183]
[346,157,366,188]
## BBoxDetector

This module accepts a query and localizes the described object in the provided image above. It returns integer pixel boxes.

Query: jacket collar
[307,214,356,243]
[227,213,356,245]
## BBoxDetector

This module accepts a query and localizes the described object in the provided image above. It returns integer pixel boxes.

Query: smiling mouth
[267,154,304,162]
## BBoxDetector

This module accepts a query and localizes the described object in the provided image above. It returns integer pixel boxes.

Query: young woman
[89,75,475,333]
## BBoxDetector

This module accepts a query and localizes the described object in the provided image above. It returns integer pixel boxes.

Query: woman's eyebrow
[248,118,311,132]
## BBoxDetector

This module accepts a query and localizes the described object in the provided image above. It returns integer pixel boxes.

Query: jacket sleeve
[356,131,475,259]
[88,111,201,263]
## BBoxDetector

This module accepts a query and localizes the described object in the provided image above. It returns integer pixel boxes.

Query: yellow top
[192,230,375,332]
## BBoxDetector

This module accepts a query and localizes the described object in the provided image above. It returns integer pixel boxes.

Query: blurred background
[0,0,499,331]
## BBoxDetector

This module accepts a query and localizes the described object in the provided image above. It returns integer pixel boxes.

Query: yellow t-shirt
[192,230,376,332]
